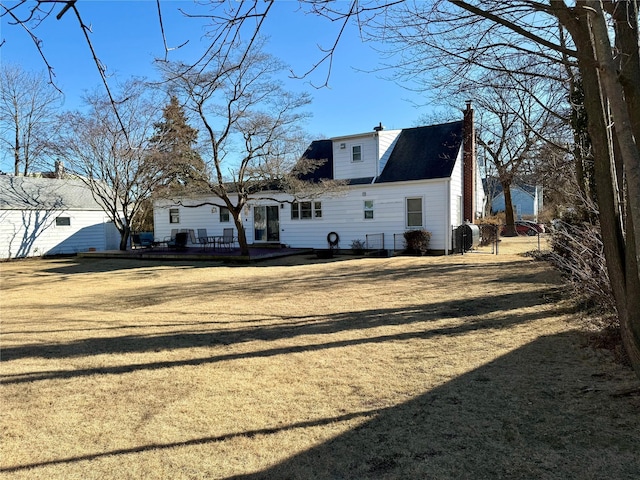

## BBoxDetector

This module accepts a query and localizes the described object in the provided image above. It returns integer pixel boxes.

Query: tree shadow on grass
[226,331,640,480]
[3,255,566,387]
[1,287,568,365]
[2,332,638,477]
[37,257,217,275]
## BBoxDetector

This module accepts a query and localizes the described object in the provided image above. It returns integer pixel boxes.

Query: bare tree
[372,0,640,378]
[0,64,62,175]
[158,41,314,256]
[54,80,167,250]
[473,76,567,233]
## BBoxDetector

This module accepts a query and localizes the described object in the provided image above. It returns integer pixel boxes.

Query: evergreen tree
[132,96,207,232]
[149,95,207,193]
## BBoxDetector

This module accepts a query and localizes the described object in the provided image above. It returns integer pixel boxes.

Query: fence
[365,233,385,251]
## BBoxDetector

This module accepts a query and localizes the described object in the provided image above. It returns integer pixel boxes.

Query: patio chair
[218,228,237,251]
[167,231,188,250]
[187,229,197,246]
[131,232,155,249]
[197,228,216,250]
[161,229,179,248]
[131,233,143,249]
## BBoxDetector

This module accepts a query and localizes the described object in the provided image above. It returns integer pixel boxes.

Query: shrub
[477,221,501,247]
[403,229,431,255]
[545,217,615,314]
[350,239,366,255]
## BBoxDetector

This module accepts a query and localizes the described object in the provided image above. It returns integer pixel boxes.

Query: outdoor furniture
[160,229,179,249]
[131,232,155,249]
[218,228,237,251]
[167,231,188,250]
[197,228,216,250]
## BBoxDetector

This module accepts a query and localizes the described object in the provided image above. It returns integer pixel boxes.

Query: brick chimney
[463,101,476,222]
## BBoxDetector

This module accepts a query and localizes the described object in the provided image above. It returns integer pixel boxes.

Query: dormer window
[351,145,362,162]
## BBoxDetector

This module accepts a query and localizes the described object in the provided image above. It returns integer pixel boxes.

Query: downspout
[445,178,451,256]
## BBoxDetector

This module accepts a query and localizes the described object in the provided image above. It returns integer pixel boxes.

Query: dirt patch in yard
[1,236,638,479]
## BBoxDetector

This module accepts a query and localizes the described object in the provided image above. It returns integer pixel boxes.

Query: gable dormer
[331,128,402,181]
[332,132,376,181]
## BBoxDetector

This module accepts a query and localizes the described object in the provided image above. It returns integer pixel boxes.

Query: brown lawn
[1,236,638,479]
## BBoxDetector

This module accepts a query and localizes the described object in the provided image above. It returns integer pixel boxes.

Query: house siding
[332,134,377,180]
[0,209,112,259]
[155,178,452,251]
[376,129,402,175]
[153,201,242,245]
[449,148,464,228]
[475,164,486,219]
[492,187,537,218]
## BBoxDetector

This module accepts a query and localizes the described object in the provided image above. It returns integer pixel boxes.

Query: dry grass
[1,236,638,479]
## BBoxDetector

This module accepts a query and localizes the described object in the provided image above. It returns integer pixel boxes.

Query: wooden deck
[78,245,312,263]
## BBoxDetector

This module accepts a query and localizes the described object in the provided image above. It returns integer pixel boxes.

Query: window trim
[219,206,230,223]
[351,144,363,162]
[406,197,423,228]
[169,208,180,224]
[364,199,374,220]
[291,201,322,220]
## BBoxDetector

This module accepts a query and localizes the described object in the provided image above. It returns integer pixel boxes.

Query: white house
[154,103,484,254]
[0,176,119,259]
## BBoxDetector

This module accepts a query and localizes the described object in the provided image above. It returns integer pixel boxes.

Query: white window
[351,145,362,162]
[300,201,312,219]
[219,206,230,223]
[292,201,322,220]
[169,208,180,224]
[406,197,423,227]
[364,200,374,219]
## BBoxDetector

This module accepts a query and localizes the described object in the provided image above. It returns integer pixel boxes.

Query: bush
[350,239,366,255]
[403,229,431,255]
[477,221,501,246]
[545,216,615,314]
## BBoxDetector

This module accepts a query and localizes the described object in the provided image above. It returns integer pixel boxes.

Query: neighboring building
[0,176,119,259]
[154,102,484,254]
[489,182,544,220]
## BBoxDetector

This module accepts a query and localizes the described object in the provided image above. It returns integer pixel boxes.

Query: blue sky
[1,0,437,172]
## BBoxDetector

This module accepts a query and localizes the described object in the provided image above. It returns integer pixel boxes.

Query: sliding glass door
[254,206,280,242]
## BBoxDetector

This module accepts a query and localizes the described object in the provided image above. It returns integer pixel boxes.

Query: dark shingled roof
[296,121,464,184]
[347,177,375,185]
[375,121,464,183]
[295,139,333,182]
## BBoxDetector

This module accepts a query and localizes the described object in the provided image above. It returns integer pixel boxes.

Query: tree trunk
[119,225,131,251]
[501,180,517,236]
[588,0,640,270]
[624,214,640,371]
[587,0,640,379]
[558,2,640,378]
[232,209,250,257]
[14,124,20,176]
